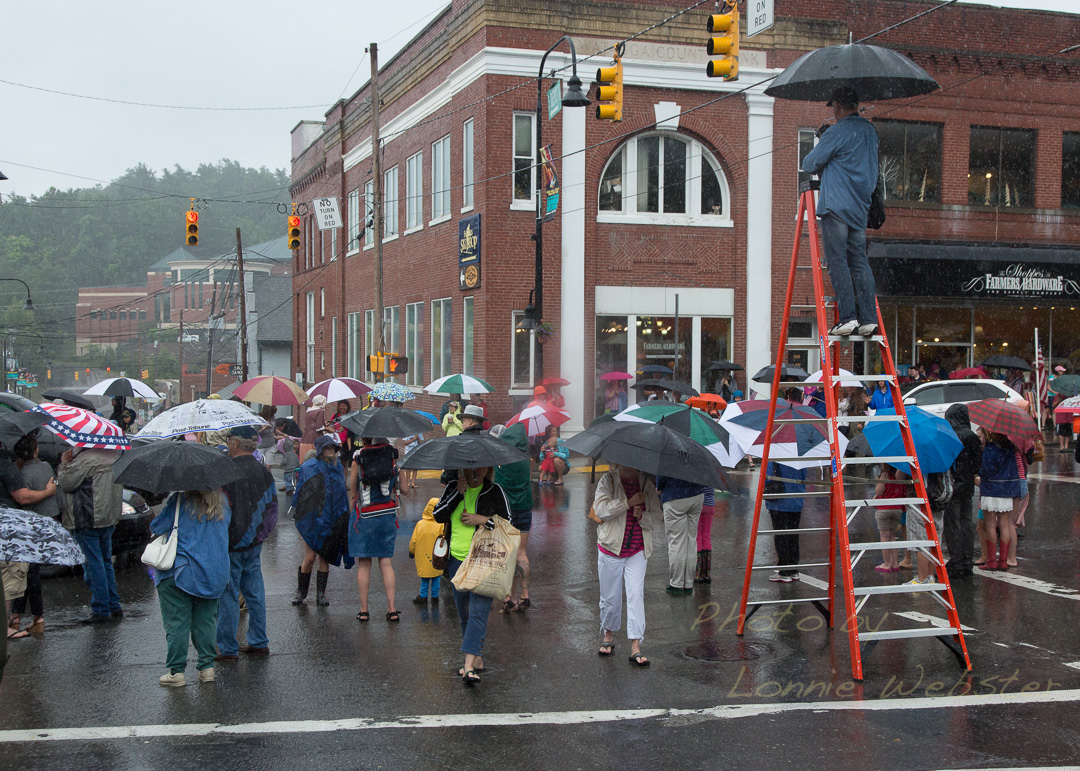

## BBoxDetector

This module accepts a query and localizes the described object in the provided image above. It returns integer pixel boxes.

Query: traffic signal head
[186,210,199,246]
[388,355,409,375]
[288,215,301,250]
[706,9,740,81]
[595,56,623,122]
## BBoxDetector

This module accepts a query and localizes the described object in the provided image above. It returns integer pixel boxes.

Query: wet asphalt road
[2,452,1080,770]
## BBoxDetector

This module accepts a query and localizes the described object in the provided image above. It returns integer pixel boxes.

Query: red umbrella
[507,404,571,437]
[686,394,727,411]
[966,398,1041,450]
[542,377,571,387]
[600,371,633,381]
[948,367,988,380]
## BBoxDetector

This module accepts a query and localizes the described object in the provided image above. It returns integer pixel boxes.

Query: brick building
[290,0,1080,430]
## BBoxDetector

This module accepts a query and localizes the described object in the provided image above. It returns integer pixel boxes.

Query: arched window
[597,132,731,227]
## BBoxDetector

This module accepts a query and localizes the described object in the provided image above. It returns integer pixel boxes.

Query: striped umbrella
[720,399,844,469]
[372,382,415,403]
[507,404,570,437]
[424,374,493,395]
[307,378,374,402]
[32,403,130,450]
[233,376,310,406]
[614,402,744,468]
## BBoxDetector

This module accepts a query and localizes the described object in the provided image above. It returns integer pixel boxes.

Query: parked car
[901,378,1024,418]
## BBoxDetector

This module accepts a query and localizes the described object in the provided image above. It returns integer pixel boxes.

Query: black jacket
[945,404,982,500]
[432,480,510,549]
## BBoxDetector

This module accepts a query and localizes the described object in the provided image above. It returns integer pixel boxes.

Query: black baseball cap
[826,86,859,107]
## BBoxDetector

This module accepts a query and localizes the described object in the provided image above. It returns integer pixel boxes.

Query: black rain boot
[694,551,705,583]
[316,571,330,606]
[702,550,712,584]
[292,568,311,606]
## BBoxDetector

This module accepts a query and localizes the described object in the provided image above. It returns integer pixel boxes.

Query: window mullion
[626,139,638,214]
[657,136,665,213]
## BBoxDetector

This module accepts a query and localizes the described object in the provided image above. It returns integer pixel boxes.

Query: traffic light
[595,55,623,122]
[706,7,740,81]
[388,355,409,376]
[288,215,301,250]
[186,210,199,246]
[142,369,150,379]
[367,353,385,374]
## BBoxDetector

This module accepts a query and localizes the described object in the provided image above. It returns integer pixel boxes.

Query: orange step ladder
[736,183,972,681]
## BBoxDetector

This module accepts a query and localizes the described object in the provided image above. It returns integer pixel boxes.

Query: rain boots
[694,550,712,584]
[292,567,311,606]
[316,570,330,606]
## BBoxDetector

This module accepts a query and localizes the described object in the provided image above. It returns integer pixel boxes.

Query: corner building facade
[290,0,1080,430]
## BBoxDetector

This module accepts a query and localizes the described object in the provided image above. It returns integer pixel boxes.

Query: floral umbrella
[372,382,415,403]
[32,403,130,450]
[1053,394,1080,424]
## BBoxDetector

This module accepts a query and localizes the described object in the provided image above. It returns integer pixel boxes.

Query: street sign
[228,364,243,376]
[547,80,562,120]
[747,0,774,37]
[312,197,343,230]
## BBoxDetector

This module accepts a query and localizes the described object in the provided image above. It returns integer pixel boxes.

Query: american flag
[1034,347,1048,408]
[802,388,815,406]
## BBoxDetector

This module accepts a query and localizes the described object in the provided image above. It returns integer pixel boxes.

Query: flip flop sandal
[463,669,481,685]
[386,611,401,622]
[499,599,519,614]
[598,642,615,656]
[628,652,650,667]
[6,628,30,640]
[356,611,370,622]
[518,598,531,609]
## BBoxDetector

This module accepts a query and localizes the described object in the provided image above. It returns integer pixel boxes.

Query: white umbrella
[83,377,159,400]
[136,399,268,439]
[804,369,867,389]
[507,404,570,438]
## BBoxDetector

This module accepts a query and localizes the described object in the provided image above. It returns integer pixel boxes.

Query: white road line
[1026,471,1080,484]
[1066,662,1080,672]
[4,689,1080,744]
[892,611,975,632]
[974,568,1080,600]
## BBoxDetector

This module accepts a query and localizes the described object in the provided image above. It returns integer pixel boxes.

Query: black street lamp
[0,278,36,311]
[528,36,590,384]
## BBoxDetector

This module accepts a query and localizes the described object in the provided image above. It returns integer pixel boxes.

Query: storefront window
[973,305,1049,363]
[876,120,942,202]
[595,315,629,416]
[636,315,692,380]
[915,306,971,343]
[968,126,1036,208]
[700,317,732,392]
[1063,132,1080,209]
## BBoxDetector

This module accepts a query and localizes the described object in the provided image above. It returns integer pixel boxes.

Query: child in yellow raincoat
[409,498,445,605]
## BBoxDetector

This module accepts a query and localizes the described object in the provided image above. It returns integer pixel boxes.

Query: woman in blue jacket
[977,430,1020,571]
[291,436,353,606]
[151,489,231,687]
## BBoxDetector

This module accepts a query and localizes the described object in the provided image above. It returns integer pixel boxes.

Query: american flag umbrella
[306,377,373,402]
[233,376,310,406]
[507,404,570,437]
[32,403,130,450]
[966,398,1041,451]
[720,399,845,469]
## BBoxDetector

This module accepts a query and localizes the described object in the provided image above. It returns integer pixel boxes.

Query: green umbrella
[1050,375,1080,397]
[423,374,493,395]
[612,402,744,468]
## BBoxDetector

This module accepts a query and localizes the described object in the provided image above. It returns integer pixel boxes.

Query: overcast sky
[0,0,1075,198]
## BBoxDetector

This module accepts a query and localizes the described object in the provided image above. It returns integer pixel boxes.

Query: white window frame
[320,288,325,318]
[364,309,376,363]
[347,188,360,255]
[431,135,451,224]
[596,132,733,228]
[511,310,536,389]
[463,295,474,376]
[798,128,819,221]
[331,316,338,378]
[431,298,452,380]
[405,301,424,387]
[347,311,361,378]
[511,112,536,210]
[406,151,423,233]
[363,179,375,249]
[305,292,316,382]
[462,118,475,212]
[384,165,399,241]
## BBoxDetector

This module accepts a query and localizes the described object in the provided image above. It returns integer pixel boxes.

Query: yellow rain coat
[409,498,445,578]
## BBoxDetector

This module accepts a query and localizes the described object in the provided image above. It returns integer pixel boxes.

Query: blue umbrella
[861,407,962,474]
[413,410,440,425]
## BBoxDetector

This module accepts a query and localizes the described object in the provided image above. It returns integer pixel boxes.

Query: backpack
[925,470,953,509]
[359,443,396,486]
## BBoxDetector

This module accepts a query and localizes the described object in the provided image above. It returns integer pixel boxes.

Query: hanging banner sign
[540,145,560,222]
[458,214,481,291]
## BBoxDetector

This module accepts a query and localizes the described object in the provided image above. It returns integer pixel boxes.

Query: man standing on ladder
[801,86,880,338]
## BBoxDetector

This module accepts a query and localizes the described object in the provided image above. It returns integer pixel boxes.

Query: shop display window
[968,126,1036,208]
[876,120,942,203]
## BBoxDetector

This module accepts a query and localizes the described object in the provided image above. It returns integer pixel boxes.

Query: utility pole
[205,284,218,396]
[236,227,249,381]
[370,43,385,364]
[178,309,185,402]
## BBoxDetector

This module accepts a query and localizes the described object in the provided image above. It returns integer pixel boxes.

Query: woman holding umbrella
[300,395,328,461]
[347,436,401,623]
[291,436,353,606]
[976,430,1021,571]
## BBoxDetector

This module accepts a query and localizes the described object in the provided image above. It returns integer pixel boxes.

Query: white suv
[901,378,1024,418]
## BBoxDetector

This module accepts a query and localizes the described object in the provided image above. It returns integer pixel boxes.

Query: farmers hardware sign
[962,264,1080,297]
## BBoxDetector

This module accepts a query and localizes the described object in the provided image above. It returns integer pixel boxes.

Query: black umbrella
[764,44,939,103]
[565,422,729,490]
[399,433,528,470]
[982,355,1032,372]
[638,364,674,376]
[340,407,434,438]
[705,361,744,372]
[0,412,51,451]
[750,364,811,383]
[112,441,243,493]
[40,390,97,411]
[631,379,699,396]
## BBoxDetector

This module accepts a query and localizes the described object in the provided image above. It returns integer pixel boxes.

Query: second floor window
[968,126,1036,207]
[876,119,942,203]
[406,151,423,230]
[384,166,399,237]
[432,135,451,221]
[513,113,535,203]
[347,188,360,253]
[1063,132,1080,209]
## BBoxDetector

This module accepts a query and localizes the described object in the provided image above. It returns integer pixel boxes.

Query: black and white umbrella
[0,508,85,566]
[764,43,939,103]
[83,377,159,400]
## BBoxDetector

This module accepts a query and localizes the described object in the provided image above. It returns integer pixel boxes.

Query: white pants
[664,494,704,589]
[597,550,647,641]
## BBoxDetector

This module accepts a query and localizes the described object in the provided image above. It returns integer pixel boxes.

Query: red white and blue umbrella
[507,404,570,437]
[720,399,845,469]
[306,377,373,402]
[32,403,130,450]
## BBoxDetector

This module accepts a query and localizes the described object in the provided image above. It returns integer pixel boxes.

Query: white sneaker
[857,323,879,337]
[828,320,858,336]
[769,571,793,583]
[904,576,931,586]
[159,672,186,687]
[198,667,216,683]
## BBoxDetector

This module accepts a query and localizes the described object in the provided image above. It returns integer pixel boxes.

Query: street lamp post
[0,278,36,312]
[525,36,590,385]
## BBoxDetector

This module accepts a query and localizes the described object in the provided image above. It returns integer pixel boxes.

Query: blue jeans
[447,556,493,657]
[216,544,268,655]
[420,576,440,598]
[73,526,120,616]
[819,213,877,325]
